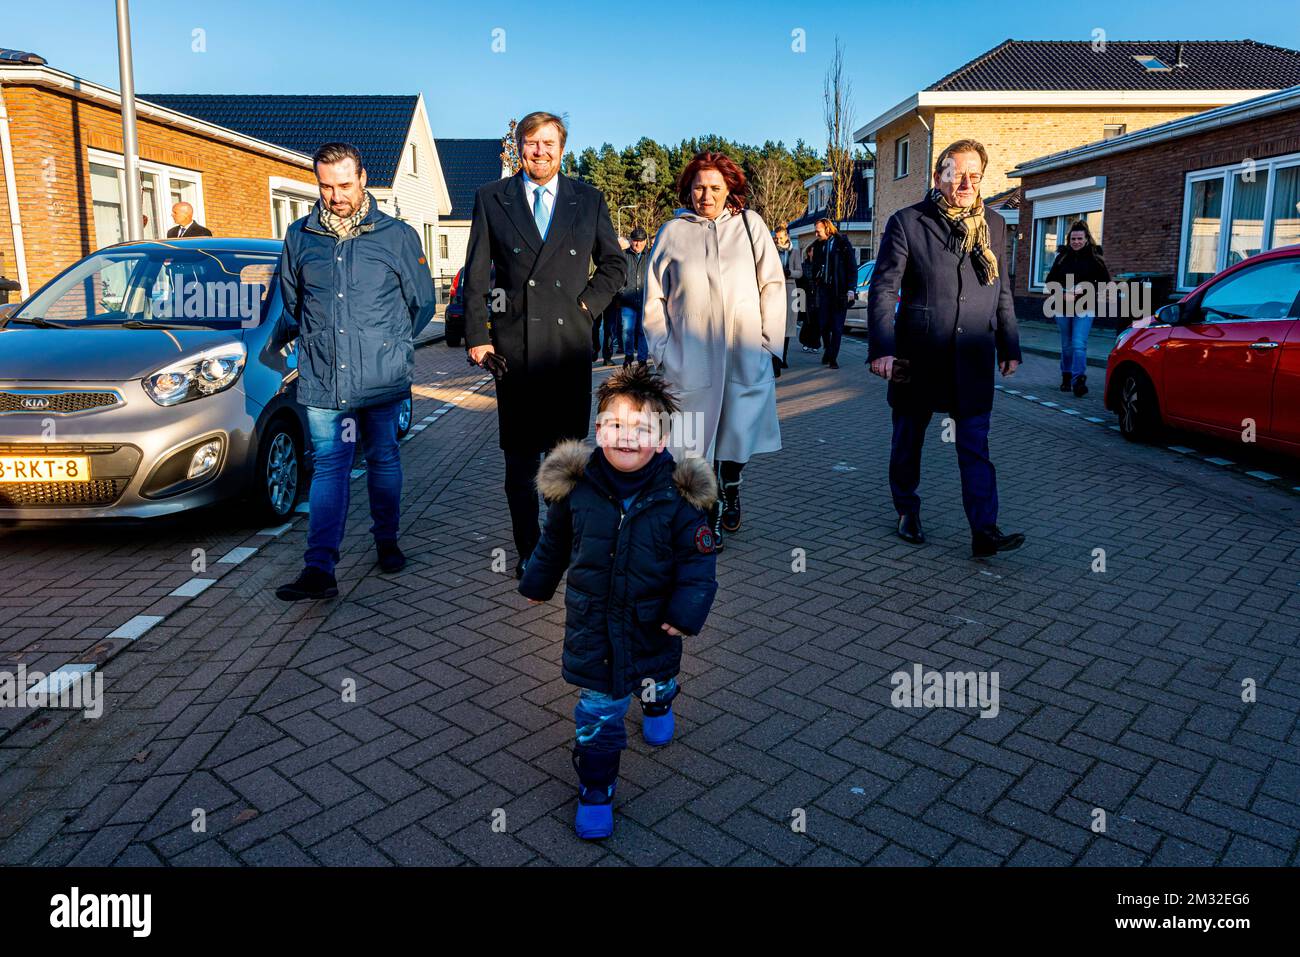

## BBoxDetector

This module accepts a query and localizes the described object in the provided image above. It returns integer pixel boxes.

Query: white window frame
[87,148,206,245]
[409,143,418,177]
[1103,124,1126,139]
[1026,177,1107,291]
[268,176,319,239]
[895,136,910,180]
[1176,150,1300,292]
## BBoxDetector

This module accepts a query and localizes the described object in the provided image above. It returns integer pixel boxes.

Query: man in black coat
[867,139,1024,558]
[166,202,212,238]
[463,111,626,578]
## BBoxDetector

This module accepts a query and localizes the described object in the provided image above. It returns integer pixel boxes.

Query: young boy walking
[520,366,719,840]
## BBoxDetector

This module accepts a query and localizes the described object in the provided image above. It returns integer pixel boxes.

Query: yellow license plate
[0,455,91,483]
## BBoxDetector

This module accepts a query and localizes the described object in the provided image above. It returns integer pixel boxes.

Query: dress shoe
[1072,375,1089,398]
[971,527,1026,558]
[829,360,839,369]
[897,512,925,544]
[376,540,406,574]
[275,566,339,601]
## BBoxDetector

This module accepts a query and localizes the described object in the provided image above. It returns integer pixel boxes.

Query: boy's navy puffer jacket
[519,441,719,699]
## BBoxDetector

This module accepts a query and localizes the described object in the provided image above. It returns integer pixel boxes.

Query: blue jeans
[1056,313,1094,379]
[889,409,998,535]
[304,398,403,574]
[620,305,647,362]
[574,678,679,756]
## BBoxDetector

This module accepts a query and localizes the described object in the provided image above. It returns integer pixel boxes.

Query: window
[1196,258,1300,321]
[1033,211,1104,287]
[420,223,436,274]
[270,186,316,240]
[438,232,449,260]
[409,143,418,176]
[1134,55,1172,72]
[88,150,205,250]
[1103,124,1127,140]
[894,136,910,180]
[1178,153,1300,289]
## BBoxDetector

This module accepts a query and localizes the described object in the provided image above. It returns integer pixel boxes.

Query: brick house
[434,138,508,295]
[1007,85,1300,323]
[786,158,874,267]
[854,40,1300,259]
[0,47,450,299]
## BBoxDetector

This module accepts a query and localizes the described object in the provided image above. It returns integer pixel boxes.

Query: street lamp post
[116,0,142,242]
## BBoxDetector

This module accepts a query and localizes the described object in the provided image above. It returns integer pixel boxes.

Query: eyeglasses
[953,172,983,185]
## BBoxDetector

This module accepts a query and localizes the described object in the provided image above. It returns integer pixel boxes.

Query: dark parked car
[444,267,465,347]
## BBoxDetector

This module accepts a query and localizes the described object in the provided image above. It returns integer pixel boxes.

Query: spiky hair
[596,364,681,419]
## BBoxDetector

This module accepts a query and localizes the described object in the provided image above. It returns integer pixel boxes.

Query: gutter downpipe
[0,85,30,300]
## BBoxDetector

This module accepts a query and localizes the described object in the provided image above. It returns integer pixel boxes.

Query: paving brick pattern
[2,334,1299,866]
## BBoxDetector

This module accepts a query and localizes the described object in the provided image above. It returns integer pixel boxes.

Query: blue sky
[6,0,1300,153]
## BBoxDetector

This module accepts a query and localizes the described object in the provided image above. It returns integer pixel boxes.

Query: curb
[1018,342,1109,370]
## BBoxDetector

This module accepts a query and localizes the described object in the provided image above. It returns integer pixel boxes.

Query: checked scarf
[318,192,372,241]
[928,187,999,286]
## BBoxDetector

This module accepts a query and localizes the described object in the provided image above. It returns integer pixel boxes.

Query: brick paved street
[2,333,1299,866]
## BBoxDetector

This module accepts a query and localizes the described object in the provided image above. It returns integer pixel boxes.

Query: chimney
[1175,43,1186,68]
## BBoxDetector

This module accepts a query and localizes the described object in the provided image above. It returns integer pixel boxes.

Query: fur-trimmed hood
[535,440,717,510]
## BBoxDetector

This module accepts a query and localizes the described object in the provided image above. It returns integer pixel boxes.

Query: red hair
[677,151,749,212]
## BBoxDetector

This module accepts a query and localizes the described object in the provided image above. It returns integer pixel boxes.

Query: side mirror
[1155,302,1181,325]
[0,302,20,321]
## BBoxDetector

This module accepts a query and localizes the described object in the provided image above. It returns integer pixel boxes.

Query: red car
[1105,245,1300,454]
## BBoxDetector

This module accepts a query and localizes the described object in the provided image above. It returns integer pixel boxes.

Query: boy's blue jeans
[1056,313,1094,379]
[620,305,647,362]
[573,678,678,787]
[304,398,403,574]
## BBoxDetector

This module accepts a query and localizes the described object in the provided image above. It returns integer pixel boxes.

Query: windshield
[18,247,279,328]
[857,261,875,287]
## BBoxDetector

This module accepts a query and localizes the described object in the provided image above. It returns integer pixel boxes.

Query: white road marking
[169,578,215,598]
[1203,457,1234,466]
[27,663,97,700]
[218,546,258,565]
[350,468,366,479]
[107,615,165,641]
[1167,446,1196,454]
[1246,470,1281,482]
[258,523,293,537]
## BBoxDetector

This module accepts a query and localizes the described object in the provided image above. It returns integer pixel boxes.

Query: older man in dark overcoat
[867,138,1025,558]
[463,111,626,577]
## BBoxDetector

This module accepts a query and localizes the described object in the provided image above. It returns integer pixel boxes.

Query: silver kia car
[0,237,411,523]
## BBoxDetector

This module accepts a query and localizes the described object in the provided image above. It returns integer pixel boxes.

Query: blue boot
[575,782,616,840]
[573,748,619,840]
[642,704,675,747]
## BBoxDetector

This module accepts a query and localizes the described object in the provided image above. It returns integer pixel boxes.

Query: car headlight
[143,343,247,406]
[1114,326,1137,349]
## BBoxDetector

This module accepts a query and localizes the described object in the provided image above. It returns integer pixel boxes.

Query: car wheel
[396,395,413,438]
[1117,368,1161,443]
[445,330,462,347]
[254,420,303,521]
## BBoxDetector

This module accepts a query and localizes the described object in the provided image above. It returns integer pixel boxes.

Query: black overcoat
[866,199,1021,418]
[463,173,626,453]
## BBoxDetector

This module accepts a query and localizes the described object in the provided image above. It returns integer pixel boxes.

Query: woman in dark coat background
[809,218,858,369]
[1045,220,1110,398]
[797,244,820,351]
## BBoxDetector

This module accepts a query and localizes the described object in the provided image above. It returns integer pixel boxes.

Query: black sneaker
[275,566,339,601]
[1060,372,1072,392]
[376,541,406,574]
[720,478,741,533]
[1072,375,1089,398]
[971,527,1025,558]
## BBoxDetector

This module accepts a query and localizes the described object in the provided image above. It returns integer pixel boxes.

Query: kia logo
[19,396,50,410]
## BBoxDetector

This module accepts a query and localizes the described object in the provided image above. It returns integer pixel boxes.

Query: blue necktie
[533,184,550,240]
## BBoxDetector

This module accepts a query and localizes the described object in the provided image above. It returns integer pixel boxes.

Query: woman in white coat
[642,151,786,551]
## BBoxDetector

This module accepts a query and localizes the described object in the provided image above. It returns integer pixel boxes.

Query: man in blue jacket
[275,142,436,601]
[867,139,1024,558]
